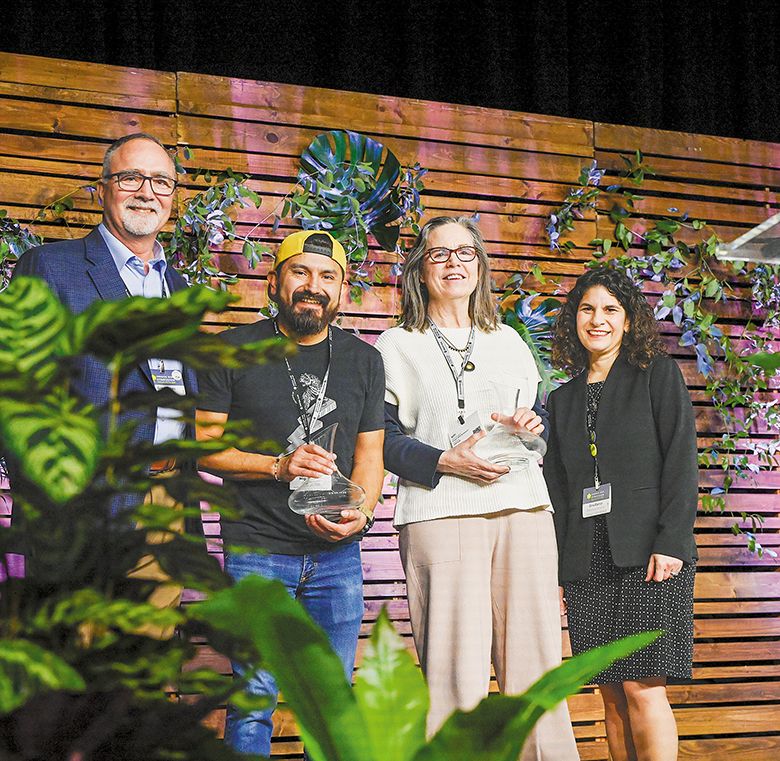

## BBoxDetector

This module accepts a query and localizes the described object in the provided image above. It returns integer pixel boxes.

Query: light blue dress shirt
[98,223,185,444]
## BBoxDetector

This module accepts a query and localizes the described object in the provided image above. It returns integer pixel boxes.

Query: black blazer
[543,353,698,582]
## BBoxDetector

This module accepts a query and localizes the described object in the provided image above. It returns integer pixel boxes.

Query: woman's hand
[491,406,545,436]
[645,553,684,582]
[559,586,567,615]
[437,430,510,483]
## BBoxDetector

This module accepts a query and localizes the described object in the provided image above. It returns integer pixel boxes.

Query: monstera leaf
[297,129,404,254]
[502,294,567,399]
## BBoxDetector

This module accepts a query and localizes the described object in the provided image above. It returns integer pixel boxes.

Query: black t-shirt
[197,319,385,554]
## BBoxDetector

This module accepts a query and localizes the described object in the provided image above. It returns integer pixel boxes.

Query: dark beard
[273,290,339,336]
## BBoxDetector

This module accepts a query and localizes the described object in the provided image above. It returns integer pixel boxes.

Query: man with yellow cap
[196,230,385,756]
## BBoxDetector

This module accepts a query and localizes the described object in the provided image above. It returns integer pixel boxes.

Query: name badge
[582,483,612,518]
[150,364,186,396]
[449,411,483,448]
[290,474,332,490]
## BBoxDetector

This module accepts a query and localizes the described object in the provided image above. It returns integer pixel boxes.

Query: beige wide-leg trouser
[399,507,579,761]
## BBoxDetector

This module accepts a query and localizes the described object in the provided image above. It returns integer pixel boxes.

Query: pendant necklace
[437,329,476,371]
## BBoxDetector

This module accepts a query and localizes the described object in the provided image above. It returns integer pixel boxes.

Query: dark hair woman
[544,266,698,761]
[375,216,578,759]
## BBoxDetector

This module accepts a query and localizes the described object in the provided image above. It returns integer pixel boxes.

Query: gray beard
[120,206,161,236]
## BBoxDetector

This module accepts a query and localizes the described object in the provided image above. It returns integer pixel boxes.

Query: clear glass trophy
[473,381,547,470]
[288,422,366,522]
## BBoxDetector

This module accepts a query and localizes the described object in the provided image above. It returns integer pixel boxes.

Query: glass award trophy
[288,422,366,522]
[474,381,547,470]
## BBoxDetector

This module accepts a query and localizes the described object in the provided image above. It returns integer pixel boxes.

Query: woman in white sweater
[375,216,577,759]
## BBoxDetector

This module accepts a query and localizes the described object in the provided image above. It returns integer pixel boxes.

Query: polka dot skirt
[563,382,695,683]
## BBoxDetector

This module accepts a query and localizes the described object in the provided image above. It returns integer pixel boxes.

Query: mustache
[124,200,161,213]
[292,291,329,307]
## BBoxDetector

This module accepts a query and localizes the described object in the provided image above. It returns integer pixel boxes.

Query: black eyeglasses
[104,171,178,196]
[425,246,478,263]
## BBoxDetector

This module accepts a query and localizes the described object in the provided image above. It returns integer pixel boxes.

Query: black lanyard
[275,321,332,444]
[586,382,603,488]
[428,318,476,425]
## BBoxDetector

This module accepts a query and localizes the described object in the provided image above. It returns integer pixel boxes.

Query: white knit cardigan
[376,323,553,527]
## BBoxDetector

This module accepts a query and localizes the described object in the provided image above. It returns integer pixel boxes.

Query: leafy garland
[500,153,780,556]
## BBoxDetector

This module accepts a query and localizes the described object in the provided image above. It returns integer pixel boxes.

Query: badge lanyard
[125,272,171,379]
[275,321,332,444]
[427,318,475,425]
[586,390,601,488]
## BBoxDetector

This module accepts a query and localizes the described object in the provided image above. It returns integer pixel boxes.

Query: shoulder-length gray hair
[399,216,498,332]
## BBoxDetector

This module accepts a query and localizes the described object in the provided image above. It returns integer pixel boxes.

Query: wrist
[357,504,375,536]
[436,449,454,474]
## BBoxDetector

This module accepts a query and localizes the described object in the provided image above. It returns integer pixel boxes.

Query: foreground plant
[198,578,658,761]
[0,277,290,759]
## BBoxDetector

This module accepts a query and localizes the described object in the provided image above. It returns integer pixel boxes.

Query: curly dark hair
[552,266,665,375]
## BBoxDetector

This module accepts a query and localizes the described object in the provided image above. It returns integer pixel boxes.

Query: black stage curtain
[5,0,780,143]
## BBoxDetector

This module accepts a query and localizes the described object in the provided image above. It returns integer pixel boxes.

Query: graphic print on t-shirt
[286,371,336,450]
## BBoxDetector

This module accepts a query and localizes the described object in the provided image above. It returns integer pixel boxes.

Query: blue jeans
[223,541,364,757]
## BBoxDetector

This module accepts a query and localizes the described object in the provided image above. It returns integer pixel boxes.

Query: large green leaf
[415,631,660,761]
[0,389,100,502]
[0,276,70,384]
[299,129,403,253]
[191,574,372,761]
[354,608,428,761]
[0,640,86,714]
[748,350,780,374]
[70,285,235,366]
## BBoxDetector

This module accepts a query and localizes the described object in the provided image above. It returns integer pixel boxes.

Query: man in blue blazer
[13,131,196,448]
[13,132,200,633]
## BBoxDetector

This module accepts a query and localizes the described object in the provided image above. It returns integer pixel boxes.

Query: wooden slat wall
[1,52,778,760]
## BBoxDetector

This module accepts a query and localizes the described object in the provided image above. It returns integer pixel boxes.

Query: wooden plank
[598,192,777,226]
[675,704,780,734]
[679,737,780,761]
[669,680,780,704]
[595,122,780,170]
[693,618,780,638]
[0,134,113,164]
[0,98,176,143]
[177,72,594,156]
[595,150,780,196]
[0,52,175,101]
[0,79,176,113]
[694,571,780,599]
[176,136,593,186]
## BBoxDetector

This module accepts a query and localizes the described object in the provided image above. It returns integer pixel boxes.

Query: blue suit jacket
[13,227,197,444]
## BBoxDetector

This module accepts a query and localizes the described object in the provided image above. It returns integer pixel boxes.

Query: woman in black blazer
[544,267,698,761]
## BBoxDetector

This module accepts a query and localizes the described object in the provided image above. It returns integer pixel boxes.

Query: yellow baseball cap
[274,230,347,274]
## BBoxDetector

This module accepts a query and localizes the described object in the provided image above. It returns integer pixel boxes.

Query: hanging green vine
[501,152,779,556]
